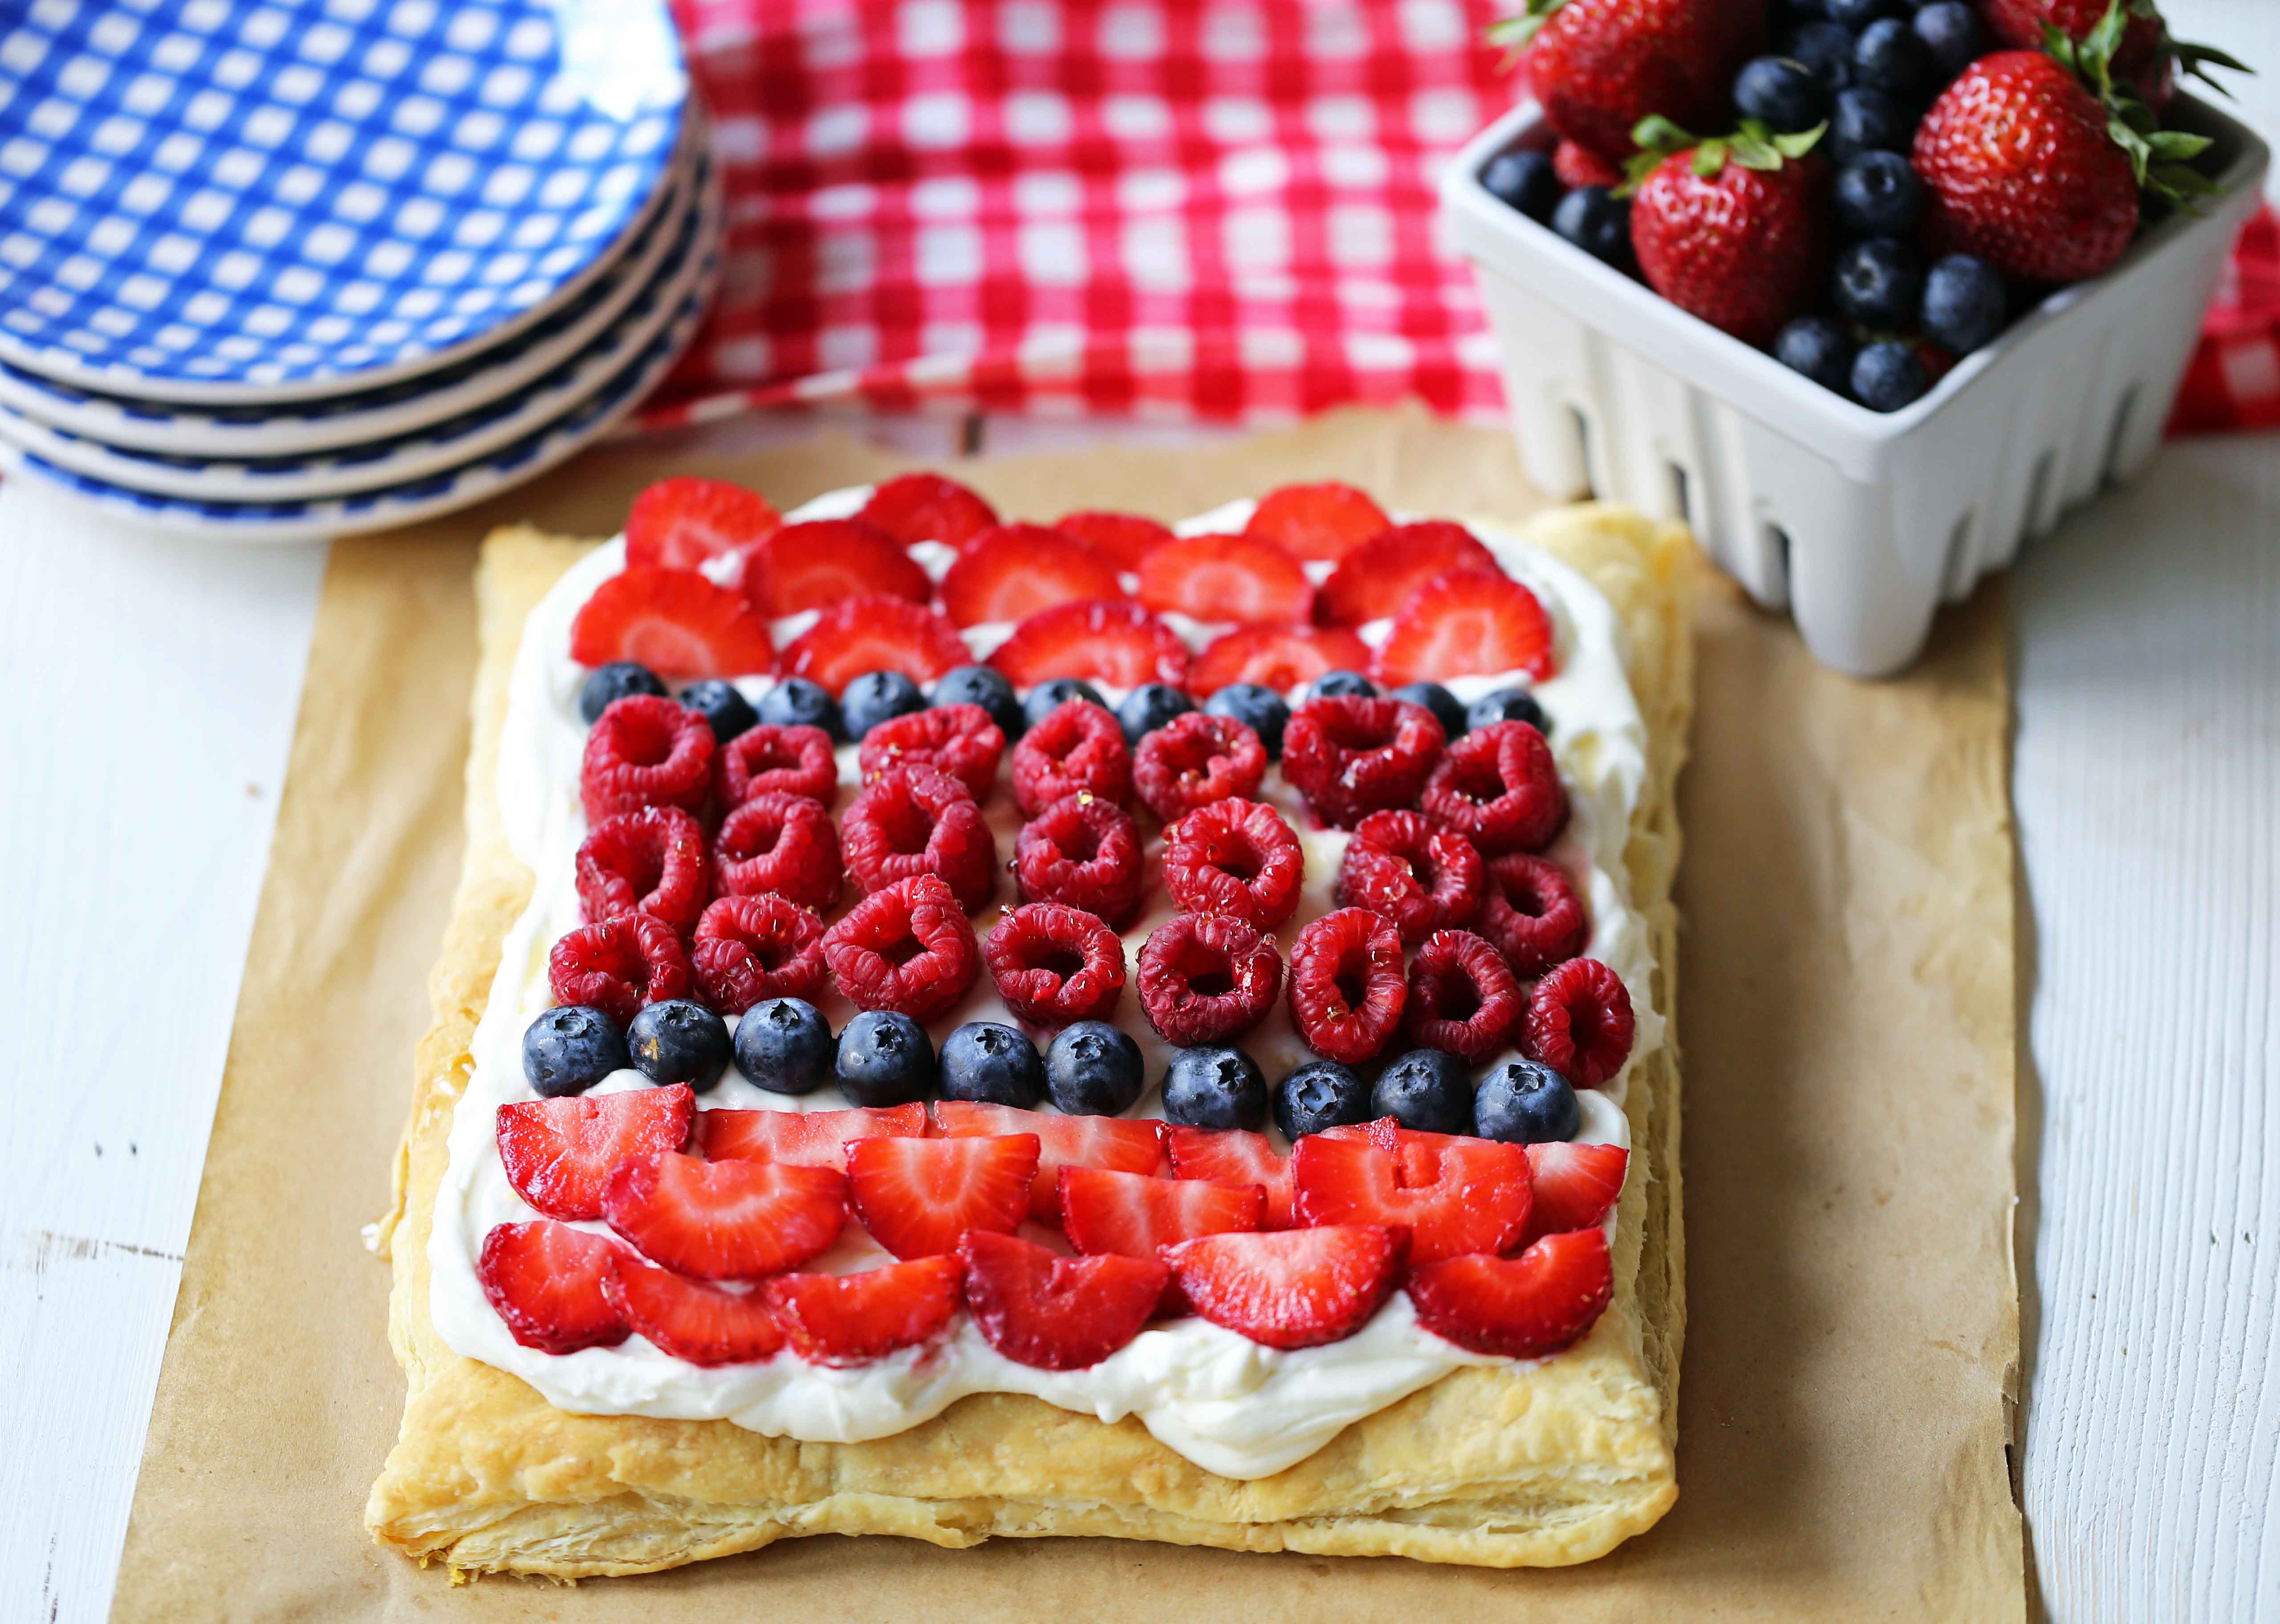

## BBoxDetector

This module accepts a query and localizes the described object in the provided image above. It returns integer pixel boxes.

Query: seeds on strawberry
[570,567,777,679]
[1314,521,1499,628]
[580,694,716,825]
[601,1149,849,1279]
[1242,482,1390,561]
[1163,1125,1295,1229]
[764,1256,965,1366]
[1280,695,1446,829]
[714,721,838,808]
[1406,1229,1613,1358]
[1291,1130,1533,1263]
[494,1084,694,1221]
[476,1221,630,1354]
[1420,721,1567,855]
[1524,958,1637,1087]
[959,1230,1170,1370]
[625,477,782,572]
[1287,908,1407,1065]
[1164,1224,1408,1349]
[1629,138,1829,345]
[547,912,693,1028]
[821,873,982,1023]
[1136,532,1316,624]
[942,524,1126,626]
[1504,0,1754,166]
[988,599,1190,691]
[1054,509,1176,569]
[1136,913,1284,1047]
[1131,712,1267,822]
[1522,1141,1630,1244]
[689,894,826,1012]
[984,903,1127,1027]
[780,595,971,695]
[697,1102,929,1169]
[1010,698,1133,817]
[845,1132,1040,1259]
[1479,853,1589,976]
[1370,568,1555,688]
[857,702,1006,801]
[1160,797,1304,930]
[841,767,997,914]
[933,1101,1165,1222]
[1013,793,1146,928]
[1187,623,1372,698]
[1336,809,1484,944]
[1404,928,1527,1061]
[858,471,1000,550]
[604,1259,786,1366]
[575,805,711,932]
[712,792,842,911]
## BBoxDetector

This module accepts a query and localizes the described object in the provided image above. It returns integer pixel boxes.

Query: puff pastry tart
[366,475,1693,1578]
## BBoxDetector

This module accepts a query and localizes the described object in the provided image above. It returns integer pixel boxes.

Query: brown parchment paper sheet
[111,406,2024,1621]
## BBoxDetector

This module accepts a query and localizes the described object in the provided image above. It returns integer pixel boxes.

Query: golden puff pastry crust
[365,503,1695,1579]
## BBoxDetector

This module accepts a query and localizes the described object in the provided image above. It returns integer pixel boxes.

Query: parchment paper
[110,407,2024,1621]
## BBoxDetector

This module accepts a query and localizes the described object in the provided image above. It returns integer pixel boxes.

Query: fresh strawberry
[1406,1229,1613,1358]
[1187,624,1371,698]
[1164,1225,1408,1349]
[1495,0,1762,166]
[1055,509,1177,569]
[763,1257,964,1366]
[625,477,782,572]
[604,1258,786,1365]
[1164,1125,1295,1229]
[988,599,1190,690]
[1060,1166,1264,1258]
[601,1149,848,1280]
[779,594,970,695]
[738,518,931,617]
[1136,533,1315,624]
[695,1103,928,1170]
[476,1221,630,1354]
[1314,521,1498,629]
[959,1230,1170,1370]
[1627,122,1828,346]
[1242,482,1390,562]
[1370,568,1555,687]
[569,567,776,679]
[1552,137,1624,190]
[1290,1132,1532,1263]
[858,472,1000,550]
[845,1132,1040,1258]
[1523,1141,1630,1244]
[932,1101,1165,1222]
[1981,0,2170,105]
[495,1085,694,1221]
[941,524,1125,627]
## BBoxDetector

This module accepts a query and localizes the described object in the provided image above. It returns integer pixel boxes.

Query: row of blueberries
[524,996,1587,1147]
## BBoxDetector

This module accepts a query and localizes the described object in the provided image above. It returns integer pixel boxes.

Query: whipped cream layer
[431,490,1662,1479]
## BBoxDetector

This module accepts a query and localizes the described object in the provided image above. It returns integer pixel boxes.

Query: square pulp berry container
[1442,95,2271,677]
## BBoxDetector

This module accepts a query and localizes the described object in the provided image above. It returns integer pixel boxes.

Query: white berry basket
[1442,93,2270,677]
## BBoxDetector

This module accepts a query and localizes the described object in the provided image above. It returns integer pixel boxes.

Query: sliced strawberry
[1163,1125,1294,1229]
[1136,533,1315,625]
[933,1101,1165,1222]
[845,1132,1040,1259]
[1290,1132,1531,1264]
[569,567,776,679]
[858,472,1000,550]
[739,518,931,617]
[1055,510,1176,570]
[763,1256,964,1366]
[604,1257,786,1365]
[626,477,782,572]
[476,1221,630,1354]
[779,594,970,695]
[1522,1141,1629,1246]
[939,524,1126,628]
[1187,623,1371,698]
[1406,1229,1613,1358]
[959,1230,1170,1370]
[1371,568,1555,687]
[1165,1225,1408,1349]
[1315,522,1499,629]
[1061,1167,1262,1311]
[600,1149,848,1280]
[1244,482,1391,562]
[495,1085,694,1222]
[695,1103,928,1171]
[988,599,1190,690]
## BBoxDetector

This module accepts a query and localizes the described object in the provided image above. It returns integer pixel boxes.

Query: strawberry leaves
[1622,115,1824,194]
[1486,0,1569,55]
[2043,0,2245,207]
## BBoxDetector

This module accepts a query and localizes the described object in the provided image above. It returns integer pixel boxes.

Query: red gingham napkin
[2170,204,2280,436]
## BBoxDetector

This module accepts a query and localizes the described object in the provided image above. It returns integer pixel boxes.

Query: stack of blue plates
[0,0,719,542]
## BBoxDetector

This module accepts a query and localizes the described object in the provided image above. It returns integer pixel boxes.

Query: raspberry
[1419,722,1566,855]
[575,805,710,932]
[821,873,981,1024]
[1287,908,1406,1065]
[548,913,692,1029]
[1280,696,1445,829]
[712,792,842,911]
[715,722,839,809]
[1135,914,1283,1047]
[857,703,1006,803]
[1479,853,1589,977]
[841,767,997,914]
[1524,958,1636,1087]
[1404,929,1526,1061]
[1013,794,1146,929]
[1131,712,1267,822]
[1011,699,1131,818]
[1160,798,1303,931]
[1335,809,1483,945]
[984,903,1127,1027]
[580,696,715,826]
[690,895,826,1013]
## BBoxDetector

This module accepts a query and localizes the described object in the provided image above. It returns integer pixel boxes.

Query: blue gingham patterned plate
[0,0,687,401]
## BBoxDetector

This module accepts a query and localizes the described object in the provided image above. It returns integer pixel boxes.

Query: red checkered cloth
[2170,204,2280,436]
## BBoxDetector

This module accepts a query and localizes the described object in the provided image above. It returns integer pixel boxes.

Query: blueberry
[1828,86,1910,160]
[1824,0,1900,25]
[732,997,836,1095]
[841,670,927,740]
[939,1021,1045,1108]
[1465,685,1552,738]
[1834,151,1925,238]
[1203,682,1291,757]
[1371,1049,1474,1136]
[1481,148,1561,223]
[931,664,1025,740]
[1851,16,1931,98]
[1921,253,2008,353]
[1044,1020,1145,1116]
[677,678,757,744]
[625,999,732,1092]
[1776,315,1859,394]
[1274,1059,1372,1140]
[1852,341,1932,411]
[757,675,845,740]
[578,661,667,725]
[1833,236,1924,329]
[1390,681,1467,739]
[1118,682,1195,745]
[1734,56,1832,134]
[521,1006,630,1098]
[1911,0,1983,80]
[1308,669,1378,701]
[1471,1059,1584,1144]
[1024,676,1108,729]
[834,1009,936,1106]
[1551,187,1634,271]
[1781,21,1857,94]
[1162,1046,1269,1131]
